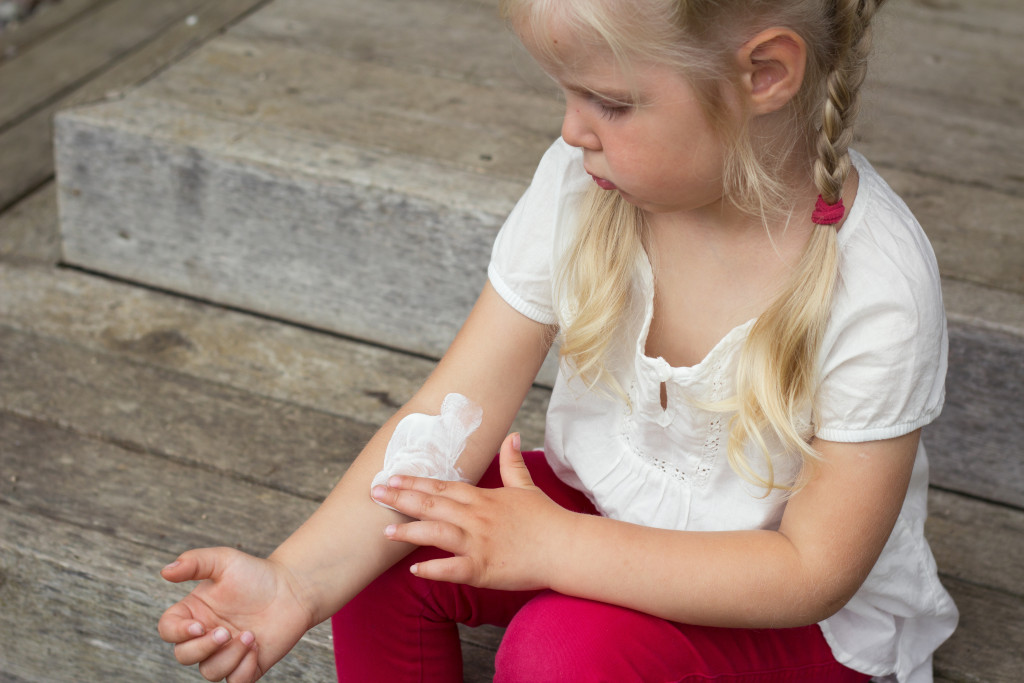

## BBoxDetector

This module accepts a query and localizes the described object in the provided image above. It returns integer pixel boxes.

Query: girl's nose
[561,105,601,151]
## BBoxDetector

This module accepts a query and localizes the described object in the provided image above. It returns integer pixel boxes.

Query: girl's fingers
[195,631,257,682]
[385,519,466,553]
[161,547,231,584]
[173,626,236,666]
[410,554,476,585]
[382,475,476,502]
[498,432,536,490]
[158,602,207,644]
[371,483,466,521]
[225,647,262,683]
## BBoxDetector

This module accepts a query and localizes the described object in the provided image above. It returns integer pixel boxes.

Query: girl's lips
[589,173,617,191]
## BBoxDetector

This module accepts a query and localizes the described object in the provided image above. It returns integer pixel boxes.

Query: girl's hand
[373,433,576,591]
[158,548,315,683]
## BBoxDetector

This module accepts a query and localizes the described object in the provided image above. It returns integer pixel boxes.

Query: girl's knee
[495,592,675,683]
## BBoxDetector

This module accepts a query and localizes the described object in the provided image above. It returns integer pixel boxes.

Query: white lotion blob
[371,393,483,510]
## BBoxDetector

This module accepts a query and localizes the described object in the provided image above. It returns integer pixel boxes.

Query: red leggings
[332,452,870,683]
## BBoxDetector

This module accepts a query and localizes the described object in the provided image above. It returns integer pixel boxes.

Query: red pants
[332,453,869,683]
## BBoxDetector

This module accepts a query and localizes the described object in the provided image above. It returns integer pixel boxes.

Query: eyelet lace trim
[622,380,688,484]
[694,360,726,489]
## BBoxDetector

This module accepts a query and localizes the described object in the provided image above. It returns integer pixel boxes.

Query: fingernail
[212,627,230,644]
[188,622,205,637]
[240,631,255,647]
[409,564,419,575]
[371,485,387,500]
[384,524,396,538]
[388,476,402,487]
[512,432,521,451]
[162,560,180,572]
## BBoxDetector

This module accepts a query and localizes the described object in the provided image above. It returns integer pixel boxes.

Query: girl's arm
[269,281,555,622]
[379,430,920,628]
[158,282,554,679]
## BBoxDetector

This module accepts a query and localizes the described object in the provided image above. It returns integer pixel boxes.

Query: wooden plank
[0,0,273,212]
[0,264,550,446]
[0,504,335,681]
[0,0,110,60]
[927,322,1024,509]
[0,0,212,127]
[873,2,1023,123]
[927,489,1024,599]
[0,180,59,264]
[933,580,1024,683]
[0,408,321,557]
[0,324,371,501]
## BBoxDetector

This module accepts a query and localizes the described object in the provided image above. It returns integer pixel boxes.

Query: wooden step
[1,262,1022,681]
[52,0,1024,381]
[54,0,562,381]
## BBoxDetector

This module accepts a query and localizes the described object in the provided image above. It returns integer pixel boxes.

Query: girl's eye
[591,96,632,120]
[598,102,631,120]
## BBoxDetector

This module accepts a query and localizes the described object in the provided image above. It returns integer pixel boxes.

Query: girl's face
[522,22,733,218]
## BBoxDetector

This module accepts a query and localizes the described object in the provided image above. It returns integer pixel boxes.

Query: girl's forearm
[267,418,418,627]
[547,514,842,629]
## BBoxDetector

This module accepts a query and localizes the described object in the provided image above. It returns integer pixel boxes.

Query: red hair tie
[812,195,845,225]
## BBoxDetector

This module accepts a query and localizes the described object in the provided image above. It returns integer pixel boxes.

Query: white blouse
[488,139,958,682]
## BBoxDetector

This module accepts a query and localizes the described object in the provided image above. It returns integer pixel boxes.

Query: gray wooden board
[0,323,370,501]
[0,405,494,681]
[0,264,551,446]
[0,0,218,127]
[0,180,60,264]
[926,489,1024,599]
[928,322,1024,509]
[55,107,550,373]
[933,581,1024,683]
[0,504,336,681]
[0,0,110,59]
[0,0,273,212]
[0,272,1022,680]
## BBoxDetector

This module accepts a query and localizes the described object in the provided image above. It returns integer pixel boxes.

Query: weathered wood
[926,489,1024,599]
[0,180,59,263]
[0,264,550,446]
[0,0,109,61]
[0,379,495,681]
[933,580,1024,683]
[927,323,1024,509]
[0,0,216,127]
[0,505,335,681]
[0,324,370,501]
[0,408,319,556]
[0,0,272,213]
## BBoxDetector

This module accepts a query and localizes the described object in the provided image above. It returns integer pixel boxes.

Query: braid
[813,0,882,203]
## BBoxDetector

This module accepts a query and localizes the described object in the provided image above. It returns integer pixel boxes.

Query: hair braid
[813,0,882,203]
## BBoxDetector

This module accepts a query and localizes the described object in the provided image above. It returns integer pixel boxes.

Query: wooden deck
[1,1,1022,682]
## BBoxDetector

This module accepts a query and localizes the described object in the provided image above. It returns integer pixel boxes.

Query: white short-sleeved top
[488,139,958,683]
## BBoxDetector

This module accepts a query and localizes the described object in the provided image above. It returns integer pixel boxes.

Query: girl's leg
[495,592,871,683]
[331,452,598,682]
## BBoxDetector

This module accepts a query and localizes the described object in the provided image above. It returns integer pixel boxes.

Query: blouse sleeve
[814,169,948,443]
[487,138,589,325]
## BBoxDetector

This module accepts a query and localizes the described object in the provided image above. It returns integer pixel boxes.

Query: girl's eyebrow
[560,80,636,103]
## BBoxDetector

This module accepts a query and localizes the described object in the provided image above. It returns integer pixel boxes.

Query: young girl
[158,0,958,681]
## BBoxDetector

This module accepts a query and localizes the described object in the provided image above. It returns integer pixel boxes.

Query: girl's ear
[736,28,807,115]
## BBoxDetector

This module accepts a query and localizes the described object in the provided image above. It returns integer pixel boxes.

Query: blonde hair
[502,0,886,490]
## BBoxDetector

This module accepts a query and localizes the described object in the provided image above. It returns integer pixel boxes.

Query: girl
[158,0,958,681]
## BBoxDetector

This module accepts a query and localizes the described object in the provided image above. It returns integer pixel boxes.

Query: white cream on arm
[371,393,483,510]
